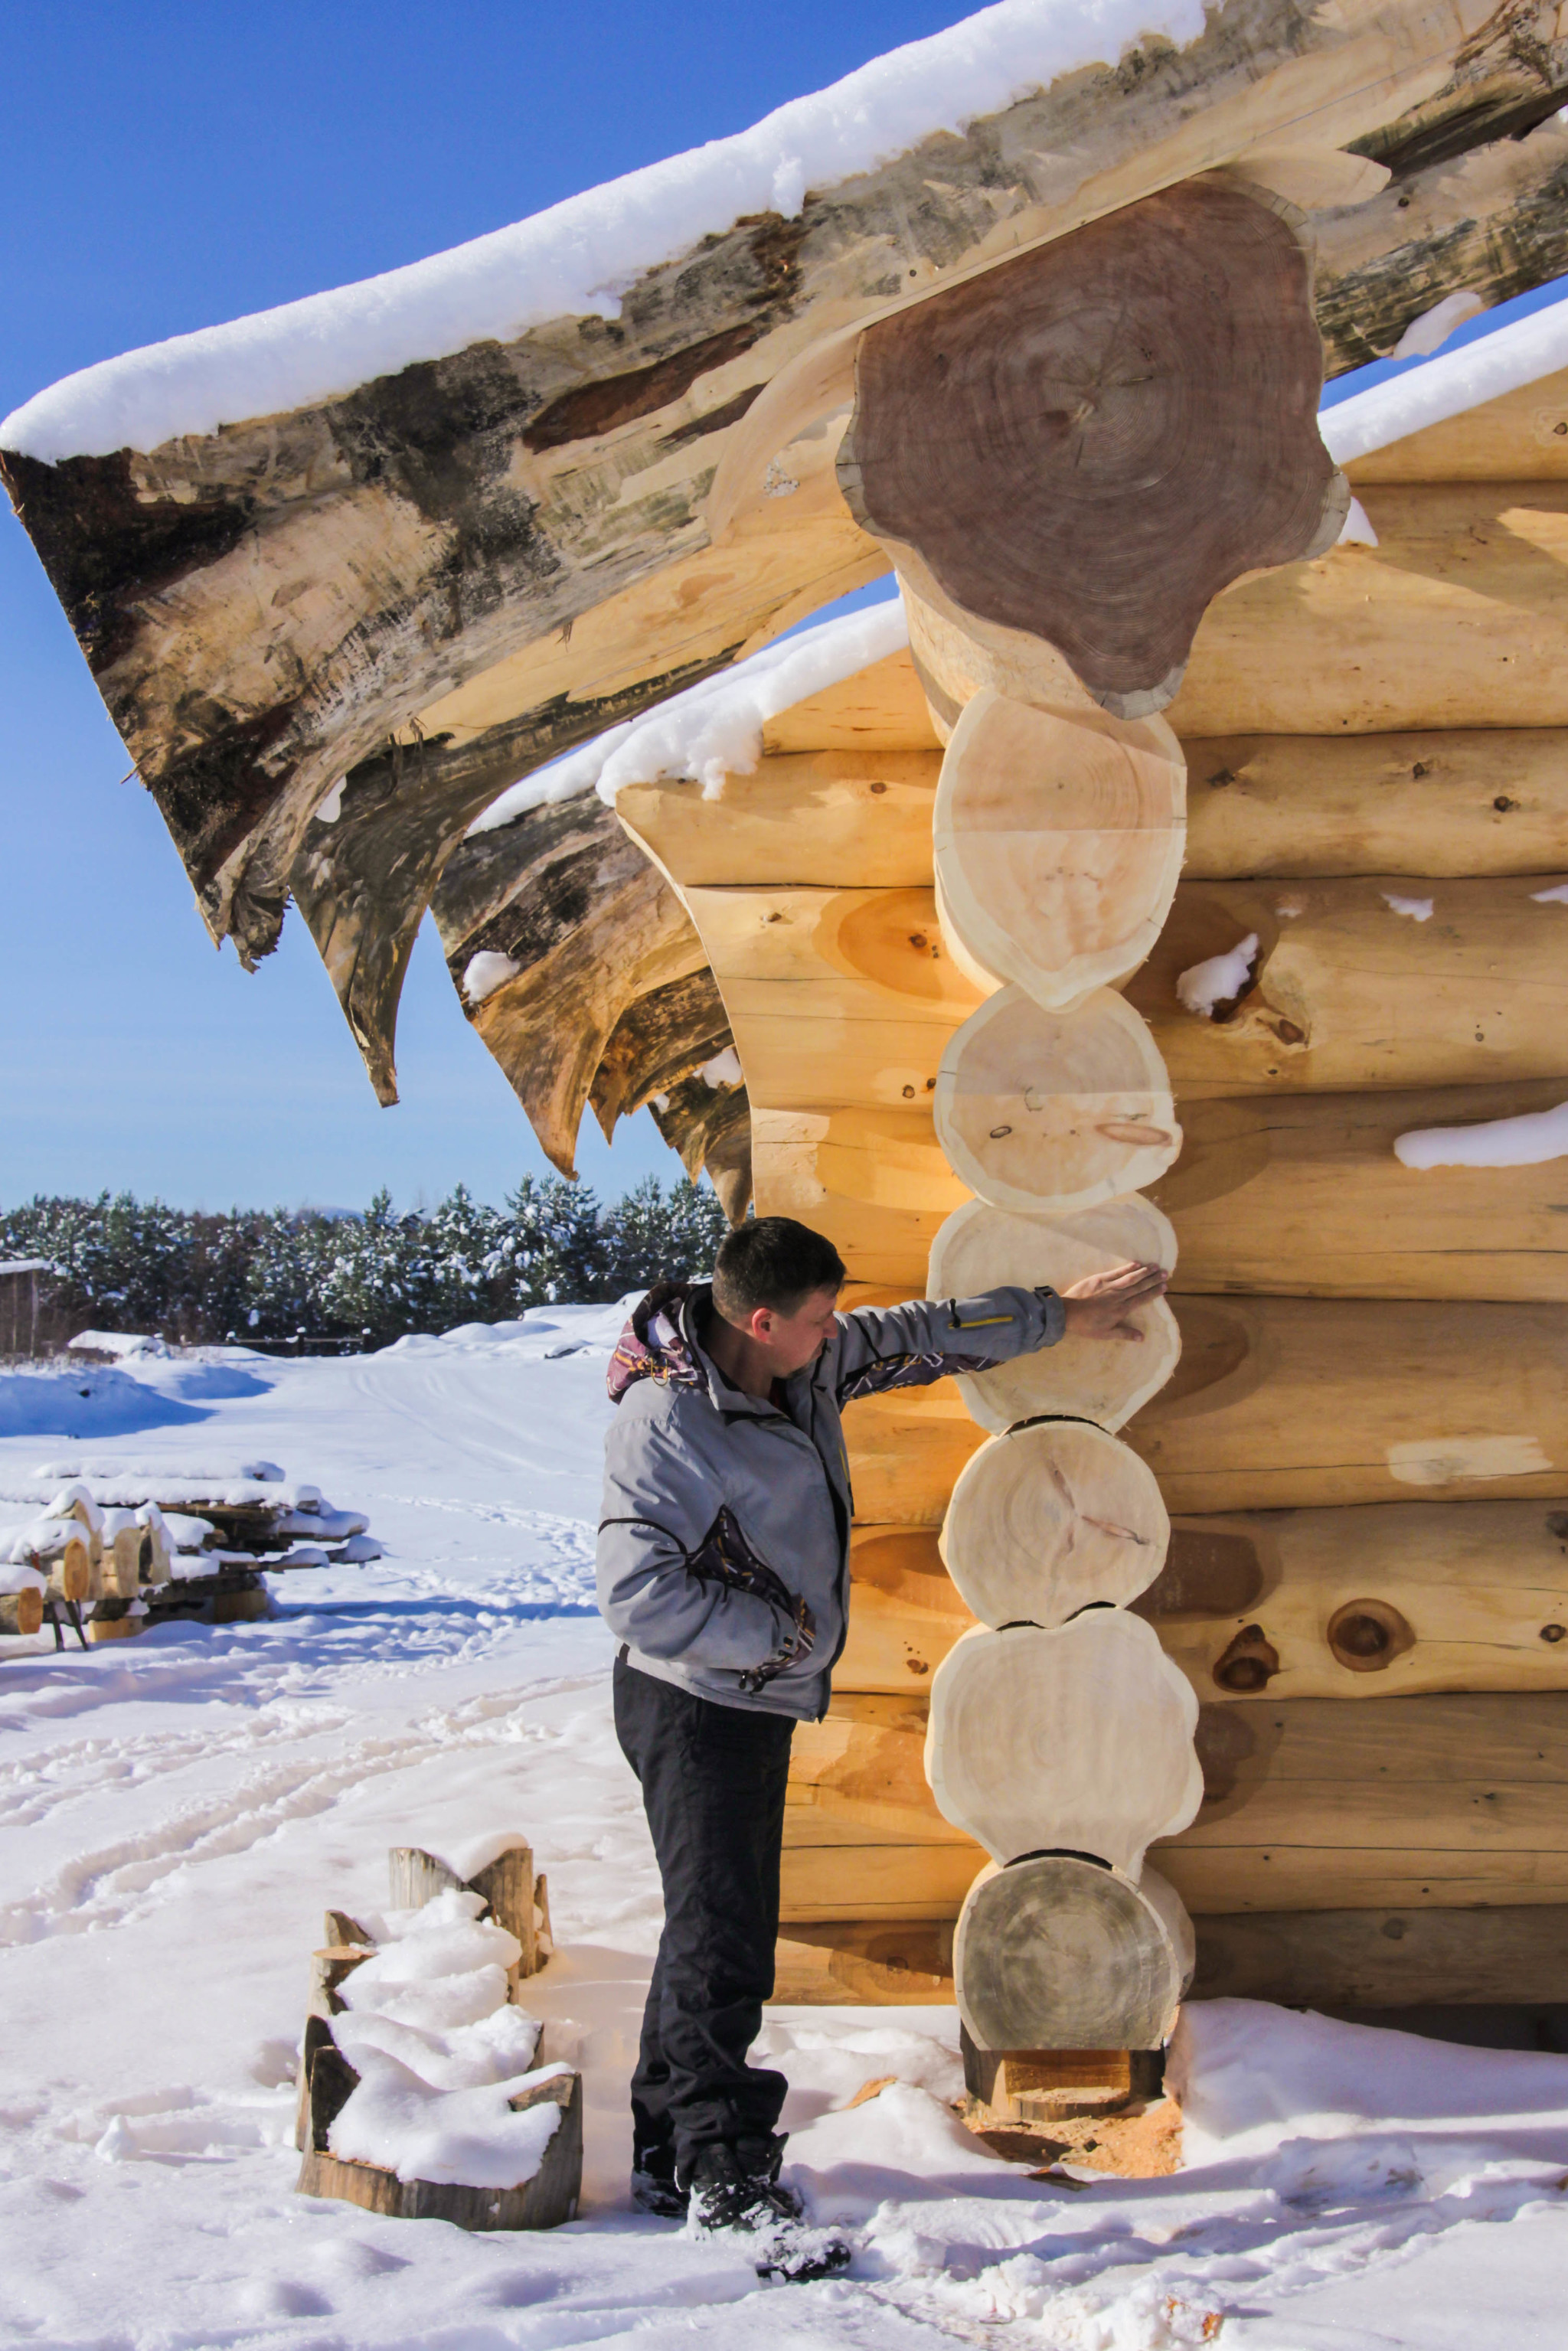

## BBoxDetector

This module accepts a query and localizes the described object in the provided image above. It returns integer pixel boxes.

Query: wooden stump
[953,1856,1194,2052]
[1138,1497,1568,1702]
[935,985,1180,1216]
[940,1421,1169,1628]
[389,1843,541,1978]
[929,1197,1180,1432]
[926,1617,1201,1873]
[296,2046,582,2230]
[933,691,1187,1011]
[839,177,1341,717]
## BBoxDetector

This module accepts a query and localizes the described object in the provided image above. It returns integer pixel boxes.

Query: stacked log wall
[629,341,1568,2011]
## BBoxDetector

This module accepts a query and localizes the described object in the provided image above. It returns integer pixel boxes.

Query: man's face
[747,1286,842,1378]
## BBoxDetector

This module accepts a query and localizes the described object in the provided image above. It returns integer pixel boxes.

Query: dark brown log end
[840,178,1338,710]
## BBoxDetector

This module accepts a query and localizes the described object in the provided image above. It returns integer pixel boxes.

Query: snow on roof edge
[0,0,1204,466]
[1321,295,1568,468]
[464,593,911,835]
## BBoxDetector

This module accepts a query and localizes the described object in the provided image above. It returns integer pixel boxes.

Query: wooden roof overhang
[8,0,1568,1200]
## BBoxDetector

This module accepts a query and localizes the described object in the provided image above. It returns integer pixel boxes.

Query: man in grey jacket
[597,1215,1165,2268]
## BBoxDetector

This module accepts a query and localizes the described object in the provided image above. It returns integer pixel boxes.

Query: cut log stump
[935,984,1180,1217]
[940,1421,1169,1628]
[389,1843,542,1979]
[929,1197,1179,1432]
[926,1616,1201,1873]
[953,1856,1194,2052]
[933,691,1187,1011]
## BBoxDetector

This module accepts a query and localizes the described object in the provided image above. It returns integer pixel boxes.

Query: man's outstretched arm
[830,1262,1168,1403]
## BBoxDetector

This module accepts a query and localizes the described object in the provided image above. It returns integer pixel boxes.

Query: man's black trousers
[612,1651,795,2174]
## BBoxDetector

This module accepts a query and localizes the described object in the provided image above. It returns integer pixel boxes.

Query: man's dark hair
[712,1218,846,1322]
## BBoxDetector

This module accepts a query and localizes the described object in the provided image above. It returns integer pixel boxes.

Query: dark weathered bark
[291,645,735,1098]
[590,969,733,1139]
[651,1079,753,1225]
[840,179,1340,714]
[5,0,1548,965]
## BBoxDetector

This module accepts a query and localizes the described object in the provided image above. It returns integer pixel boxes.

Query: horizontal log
[751,1103,963,1288]
[1180,729,1568,880]
[682,882,982,1113]
[1155,1691,1568,1913]
[1128,1295,1568,1510]
[1153,1081,1568,1301]
[1128,875,1568,1099]
[779,1840,981,1923]
[771,1917,956,2004]
[789,1690,973,1845]
[1191,1902,1568,2007]
[837,1526,975,1692]
[1345,362,1568,485]
[1168,485,1568,736]
[841,1380,985,1525]
[757,649,939,756]
[1138,1497,1568,1701]
[619,749,939,890]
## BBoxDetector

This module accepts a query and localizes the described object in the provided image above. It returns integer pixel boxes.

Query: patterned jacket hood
[606,1281,706,1402]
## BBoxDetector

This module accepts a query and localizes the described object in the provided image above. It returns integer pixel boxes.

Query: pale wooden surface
[1155,1691,1568,1913]
[1139,1497,1568,1702]
[751,1103,966,1288]
[617,749,939,889]
[933,691,1187,1009]
[940,1422,1170,1628]
[836,1525,976,1692]
[1345,363,1568,485]
[1168,485,1568,736]
[1154,1081,1568,1302]
[778,1840,981,1923]
[936,984,1179,1216]
[1129,874,1568,1098]
[1128,1293,1568,1511]
[1181,729,1568,879]
[926,1616,1202,1873]
[771,1918,956,2004]
[839,1381,986,1526]
[928,1197,1180,1432]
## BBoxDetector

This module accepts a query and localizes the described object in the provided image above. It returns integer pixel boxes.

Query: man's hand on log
[1059,1259,1168,1341]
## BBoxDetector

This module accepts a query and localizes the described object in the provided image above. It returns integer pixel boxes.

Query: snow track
[0,1333,1564,2345]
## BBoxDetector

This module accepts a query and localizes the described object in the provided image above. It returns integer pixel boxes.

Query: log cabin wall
[623,351,1568,2015]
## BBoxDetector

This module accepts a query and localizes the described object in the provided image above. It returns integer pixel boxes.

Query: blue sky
[2,4,1564,1215]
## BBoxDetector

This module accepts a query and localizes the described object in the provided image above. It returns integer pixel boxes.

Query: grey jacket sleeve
[596,1399,800,1673]
[830,1285,1066,1403]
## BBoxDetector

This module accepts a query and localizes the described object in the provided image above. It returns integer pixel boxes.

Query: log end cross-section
[839,177,1344,717]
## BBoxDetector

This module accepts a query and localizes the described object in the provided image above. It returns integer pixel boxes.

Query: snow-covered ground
[0,1316,1565,2347]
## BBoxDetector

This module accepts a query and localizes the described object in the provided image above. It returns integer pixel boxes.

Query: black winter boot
[631,2139,688,2219]
[683,2136,851,2281]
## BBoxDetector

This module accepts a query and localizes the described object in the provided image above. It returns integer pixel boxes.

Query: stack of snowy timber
[0,1470,382,1645]
[295,1838,580,2229]
[15,0,1568,2095]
